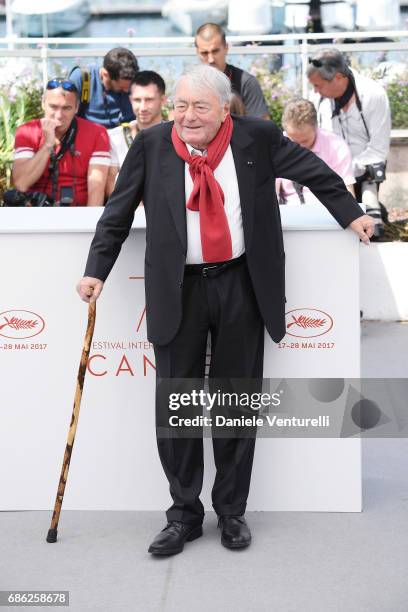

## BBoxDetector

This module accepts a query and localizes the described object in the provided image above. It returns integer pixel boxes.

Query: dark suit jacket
[84,116,363,346]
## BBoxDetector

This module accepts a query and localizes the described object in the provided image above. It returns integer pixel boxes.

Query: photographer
[69,47,139,128]
[308,48,391,237]
[11,78,110,207]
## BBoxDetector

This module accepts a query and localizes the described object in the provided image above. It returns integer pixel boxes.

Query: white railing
[1,30,408,96]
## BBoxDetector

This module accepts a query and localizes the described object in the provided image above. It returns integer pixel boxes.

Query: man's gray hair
[174,64,232,104]
[307,48,350,81]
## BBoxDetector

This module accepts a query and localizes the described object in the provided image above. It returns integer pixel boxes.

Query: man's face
[285,122,317,150]
[173,79,229,150]
[101,68,132,93]
[42,89,78,133]
[308,72,347,98]
[195,34,228,72]
[130,83,165,128]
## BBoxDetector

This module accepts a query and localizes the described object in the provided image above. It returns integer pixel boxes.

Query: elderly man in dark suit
[77,65,373,556]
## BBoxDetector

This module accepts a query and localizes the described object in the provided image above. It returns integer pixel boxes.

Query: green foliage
[0,80,43,196]
[250,57,300,126]
[385,77,408,130]
[1,56,407,208]
[352,60,408,130]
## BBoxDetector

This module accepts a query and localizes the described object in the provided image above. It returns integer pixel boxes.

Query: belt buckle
[202,264,219,278]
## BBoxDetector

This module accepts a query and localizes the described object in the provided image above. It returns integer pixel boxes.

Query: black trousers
[153,258,264,525]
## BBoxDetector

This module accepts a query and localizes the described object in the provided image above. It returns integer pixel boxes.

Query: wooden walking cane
[46,301,96,543]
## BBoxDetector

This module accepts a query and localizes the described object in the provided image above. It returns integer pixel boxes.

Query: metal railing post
[5,0,15,50]
[40,41,49,89]
[301,36,309,98]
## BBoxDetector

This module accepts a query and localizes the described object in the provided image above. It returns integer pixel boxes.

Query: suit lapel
[160,131,187,254]
[230,120,257,251]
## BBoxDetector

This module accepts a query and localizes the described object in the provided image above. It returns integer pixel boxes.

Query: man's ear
[100,67,110,86]
[221,101,230,121]
[41,94,46,112]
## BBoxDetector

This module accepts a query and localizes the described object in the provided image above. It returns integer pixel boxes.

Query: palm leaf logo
[287,315,326,330]
[0,316,38,331]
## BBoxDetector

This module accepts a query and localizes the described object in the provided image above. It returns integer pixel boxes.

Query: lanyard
[318,75,370,144]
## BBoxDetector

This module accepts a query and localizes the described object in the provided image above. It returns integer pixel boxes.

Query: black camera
[2,189,28,207]
[364,162,386,184]
[30,192,55,207]
[1,188,77,207]
[2,189,55,207]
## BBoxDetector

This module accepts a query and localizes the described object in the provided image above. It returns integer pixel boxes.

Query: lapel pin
[247,160,254,166]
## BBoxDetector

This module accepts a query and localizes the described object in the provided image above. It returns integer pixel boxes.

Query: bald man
[195,22,269,119]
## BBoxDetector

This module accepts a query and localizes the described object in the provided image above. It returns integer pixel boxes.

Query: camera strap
[48,118,77,201]
[328,70,370,142]
[353,92,371,141]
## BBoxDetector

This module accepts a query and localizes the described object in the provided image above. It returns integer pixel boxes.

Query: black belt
[184,253,246,278]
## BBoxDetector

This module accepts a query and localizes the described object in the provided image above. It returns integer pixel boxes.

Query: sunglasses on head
[308,58,324,68]
[309,57,345,71]
[46,78,78,93]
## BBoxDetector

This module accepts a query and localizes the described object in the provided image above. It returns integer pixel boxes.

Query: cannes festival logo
[285,308,333,338]
[0,310,45,339]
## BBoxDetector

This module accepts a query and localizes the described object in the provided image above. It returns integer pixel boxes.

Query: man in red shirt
[13,78,110,206]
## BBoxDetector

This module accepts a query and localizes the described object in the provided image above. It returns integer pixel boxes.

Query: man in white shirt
[77,65,373,557]
[308,48,391,237]
[106,70,166,196]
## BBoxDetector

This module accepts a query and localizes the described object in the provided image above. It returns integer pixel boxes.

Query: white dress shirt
[184,144,245,264]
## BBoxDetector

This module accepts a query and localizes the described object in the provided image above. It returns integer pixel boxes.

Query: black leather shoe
[218,515,251,549]
[148,521,203,556]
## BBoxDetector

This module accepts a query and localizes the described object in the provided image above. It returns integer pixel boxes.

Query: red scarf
[171,114,233,263]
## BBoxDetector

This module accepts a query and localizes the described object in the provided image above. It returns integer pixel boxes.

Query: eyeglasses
[46,79,78,93]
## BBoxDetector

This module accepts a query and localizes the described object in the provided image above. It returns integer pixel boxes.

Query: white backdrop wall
[0,207,361,512]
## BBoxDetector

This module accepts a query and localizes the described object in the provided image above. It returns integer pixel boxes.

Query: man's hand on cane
[77,277,104,302]
[349,214,375,245]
